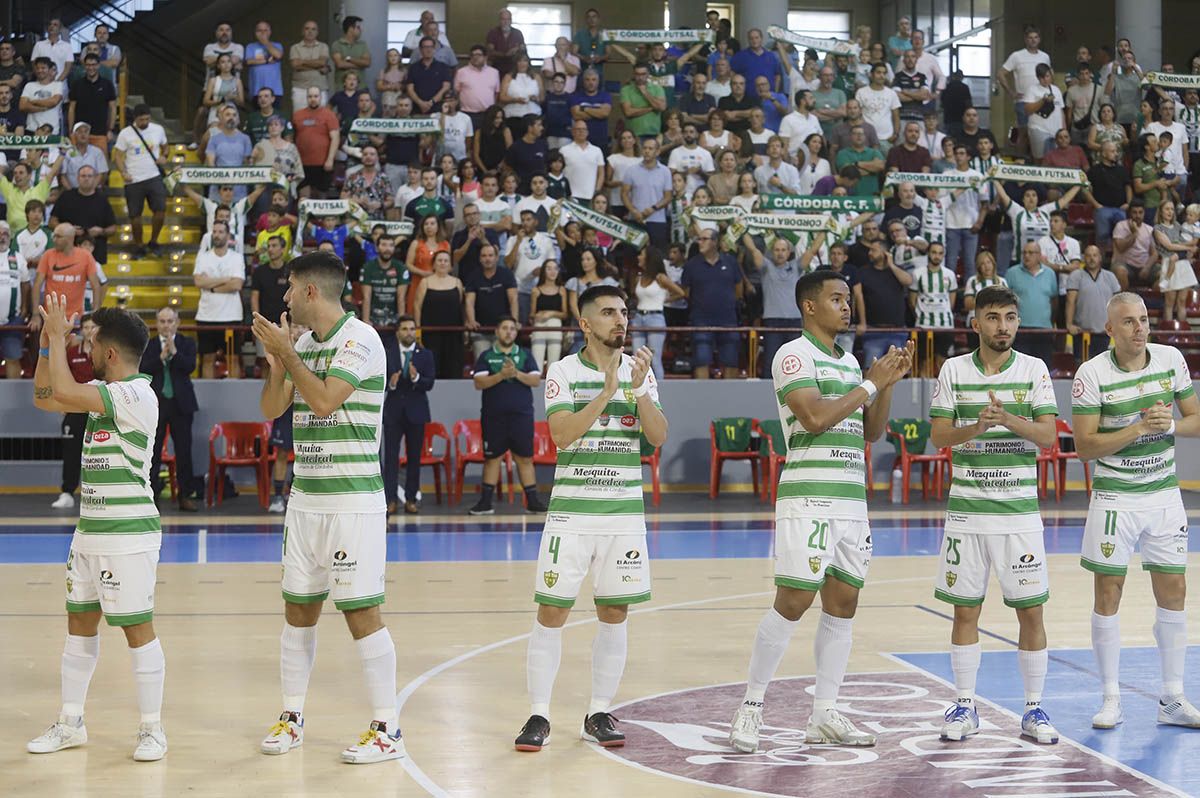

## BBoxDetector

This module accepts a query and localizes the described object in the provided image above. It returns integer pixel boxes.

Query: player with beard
[927,286,1061,744]
[729,272,912,753]
[514,285,668,752]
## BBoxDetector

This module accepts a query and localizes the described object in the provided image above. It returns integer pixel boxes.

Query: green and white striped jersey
[543,352,661,534]
[0,244,28,320]
[1179,104,1200,152]
[773,331,868,522]
[1005,201,1057,264]
[914,193,948,246]
[1072,344,1195,508]
[74,375,161,555]
[911,265,958,328]
[930,350,1057,534]
[289,313,387,514]
[962,274,1007,323]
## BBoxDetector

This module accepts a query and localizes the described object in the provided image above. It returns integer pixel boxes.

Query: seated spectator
[699,109,741,157]
[955,107,994,158]
[706,57,734,101]
[706,148,739,204]
[0,41,23,94]
[717,74,756,136]
[931,137,956,173]
[828,99,879,160]
[812,164,860,196]
[1041,128,1091,175]
[289,20,331,110]
[60,124,109,191]
[778,90,822,163]
[835,125,885,196]
[418,19,457,69]
[20,58,64,135]
[798,133,832,194]
[753,135,800,195]
[885,120,932,173]
[309,213,351,259]
[50,165,116,268]
[403,11,449,59]
[67,53,116,150]
[330,71,365,129]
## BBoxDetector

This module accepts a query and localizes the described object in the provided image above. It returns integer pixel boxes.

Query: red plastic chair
[1049,351,1077,379]
[1036,443,1057,500]
[886,419,949,504]
[399,422,452,504]
[755,419,787,503]
[452,419,514,504]
[1051,418,1090,500]
[160,425,178,500]
[864,440,875,497]
[709,418,760,499]
[1189,353,1200,379]
[641,444,662,508]
[206,421,271,508]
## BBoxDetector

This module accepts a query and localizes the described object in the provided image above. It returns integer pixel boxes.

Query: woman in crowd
[413,249,465,378]
[554,220,584,279]
[659,109,685,159]
[588,193,616,250]
[435,153,460,203]
[473,105,512,173]
[377,48,407,110]
[1088,103,1128,164]
[1153,200,1199,323]
[730,172,759,214]
[528,260,569,368]
[631,245,685,381]
[706,148,740,204]
[405,215,450,312]
[252,115,302,197]
[700,110,741,157]
[798,133,831,195]
[499,53,543,139]
[196,52,244,146]
[457,158,481,203]
[606,129,641,219]
[962,250,1007,348]
[566,247,620,352]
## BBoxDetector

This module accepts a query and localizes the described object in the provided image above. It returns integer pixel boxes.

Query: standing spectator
[59,123,109,190]
[543,73,573,150]
[909,241,957,369]
[413,250,465,378]
[289,20,331,111]
[835,125,885,197]
[682,229,742,379]
[616,62,666,144]
[403,10,450,57]
[630,247,682,380]
[1024,64,1066,162]
[753,135,801,195]
[328,70,363,129]
[292,87,340,198]
[48,166,116,267]
[452,203,501,284]
[572,8,609,82]
[0,84,26,166]
[244,88,292,145]
[1153,201,1198,323]
[205,105,253,196]
[486,9,525,76]
[1005,240,1059,363]
[1065,244,1121,357]
[465,243,519,357]
[622,136,674,247]
[250,235,290,332]
[1132,133,1168,224]
[955,107,992,158]
[457,46,502,125]
[383,315,436,514]
[191,220,245,378]
[67,54,116,149]
[1086,104,1129,167]
[196,53,245,149]
[360,233,408,330]
[20,58,64,135]
[499,55,543,139]
[944,144,985,278]
[998,26,1051,157]
[1042,128,1090,172]
[1110,200,1157,290]
[52,312,95,507]
[560,118,605,203]
[828,98,878,159]
[753,75,789,134]
[855,62,900,151]
[743,234,809,375]
[886,17,913,68]
[730,29,780,93]
[1146,99,1190,184]
[812,67,848,139]
[469,316,545,515]
[778,89,821,162]
[245,21,284,98]
[331,16,371,89]
[141,306,199,512]
[405,213,451,301]
[504,115,548,191]
[505,209,555,320]
[407,37,453,115]
[542,37,581,95]
[112,105,167,254]
[18,201,51,274]
[817,242,862,353]
[667,123,715,194]
[678,72,716,129]
[32,18,72,82]
[402,167,453,222]
[1,160,61,233]
[0,221,28,379]
[94,24,123,71]
[33,224,103,331]
[716,74,756,137]
[1085,140,1133,251]
[440,94,475,164]
[991,179,1081,272]
[941,72,973,138]
[853,238,913,364]
[529,260,568,368]
[418,19,458,69]
[569,69,612,150]
[1103,50,1143,132]
[0,41,23,94]
[885,120,932,173]
[1066,63,1101,146]
[203,21,244,76]
[341,144,394,220]
[910,30,945,104]
[894,50,931,125]
[706,57,734,101]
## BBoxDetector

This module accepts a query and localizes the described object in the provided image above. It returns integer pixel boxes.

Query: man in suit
[383,315,436,514]
[141,306,198,511]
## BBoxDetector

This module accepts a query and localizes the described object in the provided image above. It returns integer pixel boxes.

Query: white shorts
[533,532,650,608]
[775,517,872,591]
[1081,502,1189,576]
[282,508,387,611]
[66,548,159,627]
[935,531,1049,609]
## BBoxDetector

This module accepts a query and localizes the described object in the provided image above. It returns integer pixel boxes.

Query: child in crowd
[255,205,294,263]
[1159,131,1186,205]
[255,188,295,231]
[500,172,522,215]
[546,151,570,200]
[310,213,351,259]
[17,199,52,271]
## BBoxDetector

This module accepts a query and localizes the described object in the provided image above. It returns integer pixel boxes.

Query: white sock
[61,634,99,720]
[1090,612,1121,697]
[812,613,854,717]
[589,620,628,715]
[950,642,981,704]
[1154,606,1187,699]
[355,628,398,729]
[527,621,562,719]
[743,608,799,705]
[1018,648,1048,708]
[130,638,166,724]
[280,623,318,715]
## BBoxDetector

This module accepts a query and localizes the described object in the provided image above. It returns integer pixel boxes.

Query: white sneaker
[729,702,763,753]
[1092,696,1124,729]
[133,722,168,761]
[805,708,876,746]
[260,712,304,755]
[341,721,405,764]
[1020,706,1059,744]
[940,702,980,741]
[1159,696,1200,727]
[268,495,286,514]
[27,717,87,753]
[50,492,74,509]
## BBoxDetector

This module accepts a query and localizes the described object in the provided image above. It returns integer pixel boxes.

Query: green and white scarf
[0,134,62,149]
[601,29,715,44]
[990,163,1089,187]
[295,199,369,255]
[1140,72,1200,91]
[349,117,442,135]
[767,26,860,56]
[549,199,649,249]
[164,165,289,194]
[884,171,982,189]
[758,194,883,213]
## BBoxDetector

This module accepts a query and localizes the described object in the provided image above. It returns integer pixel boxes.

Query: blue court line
[898,648,1200,797]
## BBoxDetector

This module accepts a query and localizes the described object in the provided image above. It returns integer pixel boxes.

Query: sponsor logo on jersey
[620,415,636,427]
[92,430,111,443]
[543,570,558,588]
[334,550,347,561]
[808,556,822,574]
[66,577,73,593]
[781,354,802,375]
[1019,553,1035,563]
[945,571,957,587]
[624,550,641,560]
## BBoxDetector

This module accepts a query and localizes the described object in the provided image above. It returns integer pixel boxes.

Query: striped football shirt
[73,374,161,555]
[911,265,959,328]
[289,313,387,513]
[543,352,661,535]
[1072,344,1195,509]
[1005,200,1057,264]
[773,331,868,522]
[930,350,1058,534]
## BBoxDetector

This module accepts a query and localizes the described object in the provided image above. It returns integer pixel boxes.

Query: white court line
[197,527,207,564]
[394,574,933,796]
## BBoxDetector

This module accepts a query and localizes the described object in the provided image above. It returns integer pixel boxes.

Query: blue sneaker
[940,703,980,741]
[1020,707,1059,744]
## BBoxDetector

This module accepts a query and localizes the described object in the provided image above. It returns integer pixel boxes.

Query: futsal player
[1073,292,1200,729]
[253,251,403,764]
[730,271,912,752]
[514,285,668,752]
[28,297,168,762]
[928,286,1061,744]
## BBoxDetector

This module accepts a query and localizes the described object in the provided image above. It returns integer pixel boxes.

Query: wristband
[39,347,50,359]
[632,381,651,398]
[859,379,878,401]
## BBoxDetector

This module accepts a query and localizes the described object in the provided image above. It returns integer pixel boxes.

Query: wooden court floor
[0,533,1190,798]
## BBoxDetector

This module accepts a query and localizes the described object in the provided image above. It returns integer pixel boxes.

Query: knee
[536,603,571,627]
[773,586,815,621]
[952,604,982,628]
[595,604,629,624]
[1015,604,1044,628]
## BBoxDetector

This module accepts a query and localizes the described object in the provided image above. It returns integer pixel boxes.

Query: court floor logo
[603,672,1178,797]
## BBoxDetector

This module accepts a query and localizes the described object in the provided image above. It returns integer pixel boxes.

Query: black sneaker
[525,495,548,513]
[468,497,495,516]
[582,712,625,747]
[514,715,551,751]
[146,241,162,256]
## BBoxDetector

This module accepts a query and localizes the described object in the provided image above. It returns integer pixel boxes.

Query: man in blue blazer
[140,306,199,512]
[383,314,436,514]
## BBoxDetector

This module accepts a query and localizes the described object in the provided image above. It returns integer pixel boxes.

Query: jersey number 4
[547,535,561,564]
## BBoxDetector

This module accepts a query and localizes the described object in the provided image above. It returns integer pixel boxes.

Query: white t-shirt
[114,123,168,184]
[441,111,474,162]
[778,111,823,160]
[31,38,74,77]
[1002,49,1052,98]
[504,231,555,293]
[560,141,605,201]
[21,80,64,133]
[667,145,715,194]
[17,226,51,267]
[855,85,901,141]
[607,152,640,207]
[1023,84,1065,136]
[944,168,984,229]
[1037,233,1083,295]
[1146,121,1189,172]
[0,247,28,320]
[193,248,246,322]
